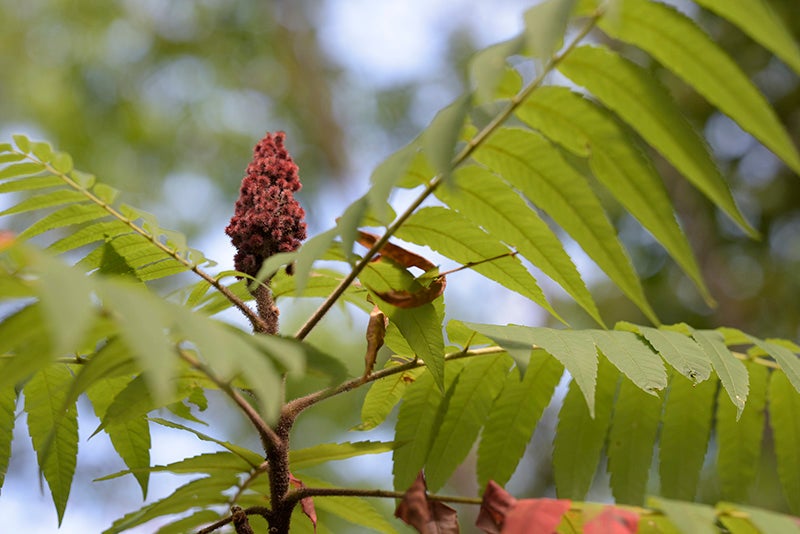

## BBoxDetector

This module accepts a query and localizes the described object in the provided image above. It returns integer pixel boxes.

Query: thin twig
[283,346,506,417]
[177,350,281,453]
[285,487,483,508]
[32,155,269,332]
[196,506,271,534]
[293,13,603,342]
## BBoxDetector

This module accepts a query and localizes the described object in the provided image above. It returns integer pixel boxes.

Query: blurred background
[0,0,798,531]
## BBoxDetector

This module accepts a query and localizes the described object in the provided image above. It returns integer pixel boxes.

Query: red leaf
[476,481,517,533]
[289,473,317,533]
[584,507,639,534]
[395,472,460,534]
[502,498,571,534]
[372,276,446,308]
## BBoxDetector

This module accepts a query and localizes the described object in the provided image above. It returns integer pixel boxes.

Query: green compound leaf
[437,165,602,326]
[397,206,564,323]
[424,353,511,491]
[692,0,800,75]
[606,378,662,505]
[716,361,767,503]
[24,365,79,525]
[768,369,800,514]
[474,127,657,324]
[558,45,755,241]
[553,356,617,499]
[477,349,563,489]
[595,0,800,174]
[659,371,717,500]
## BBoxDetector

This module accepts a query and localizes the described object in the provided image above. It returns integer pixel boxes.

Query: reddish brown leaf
[476,481,517,533]
[373,275,446,308]
[289,473,317,533]
[502,498,571,534]
[584,506,639,534]
[364,305,388,379]
[358,230,437,271]
[395,471,460,534]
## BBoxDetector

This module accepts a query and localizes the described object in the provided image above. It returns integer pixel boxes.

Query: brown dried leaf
[364,305,388,380]
[373,275,446,308]
[395,471,460,534]
[358,230,437,271]
[476,481,517,534]
[289,473,317,533]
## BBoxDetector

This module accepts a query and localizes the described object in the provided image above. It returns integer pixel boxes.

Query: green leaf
[465,323,597,413]
[97,281,176,403]
[87,376,151,498]
[425,353,511,491]
[18,203,110,240]
[360,260,446,389]
[558,45,755,240]
[0,385,16,493]
[591,330,667,394]
[36,253,95,358]
[291,441,396,471]
[393,361,465,491]
[51,151,73,174]
[24,365,79,524]
[475,127,657,324]
[438,165,602,326]
[648,497,717,534]
[293,227,338,296]
[769,369,800,514]
[103,474,239,533]
[0,153,26,164]
[0,175,63,193]
[606,377,662,505]
[12,134,31,153]
[752,338,800,393]
[522,0,576,59]
[0,304,54,391]
[470,37,524,104]
[553,356,617,499]
[659,371,716,500]
[0,161,44,180]
[47,220,129,254]
[154,510,223,534]
[716,361,767,503]
[627,325,712,383]
[31,140,53,162]
[735,504,800,534]
[397,206,564,323]
[149,418,263,467]
[692,329,749,415]
[692,0,800,75]
[368,141,420,222]
[477,349,563,488]
[96,451,252,481]
[357,363,425,431]
[0,190,88,217]
[422,93,470,177]
[596,0,800,174]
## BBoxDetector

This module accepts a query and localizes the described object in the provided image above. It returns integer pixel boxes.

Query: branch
[285,487,483,508]
[33,155,270,333]
[283,346,506,417]
[177,350,281,454]
[293,14,602,342]
[196,506,271,534]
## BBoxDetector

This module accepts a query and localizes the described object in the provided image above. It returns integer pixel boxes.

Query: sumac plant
[1,0,800,532]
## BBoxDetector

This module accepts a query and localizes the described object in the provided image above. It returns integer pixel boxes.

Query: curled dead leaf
[289,473,317,533]
[395,471,460,534]
[364,305,388,380]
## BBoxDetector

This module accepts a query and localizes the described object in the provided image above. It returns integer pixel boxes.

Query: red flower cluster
[226,131,307,278]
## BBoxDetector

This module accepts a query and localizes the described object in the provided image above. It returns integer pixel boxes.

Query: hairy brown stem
[177,350,281,453]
